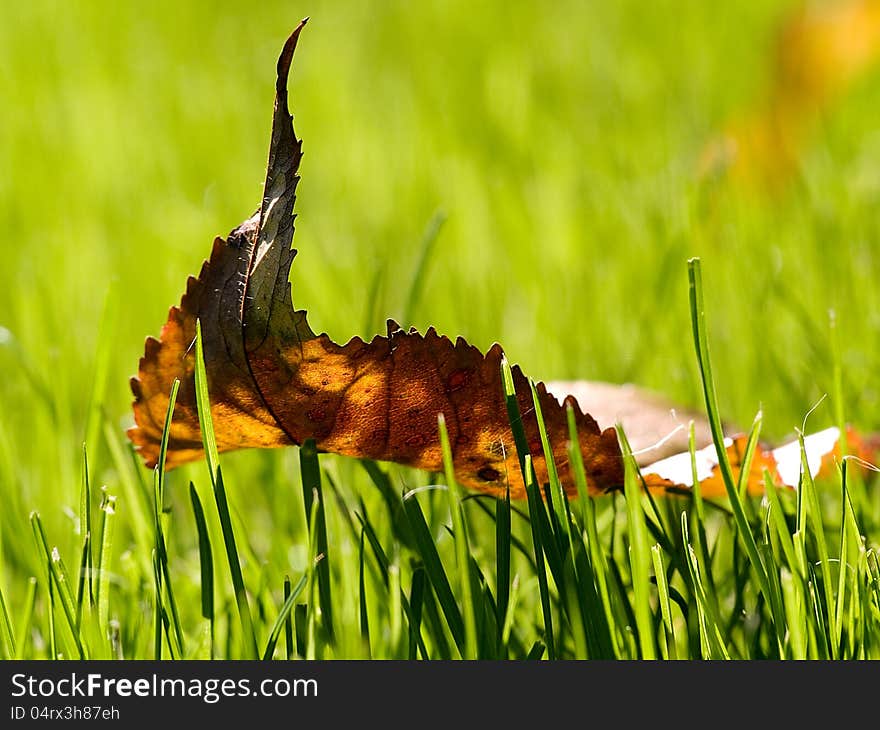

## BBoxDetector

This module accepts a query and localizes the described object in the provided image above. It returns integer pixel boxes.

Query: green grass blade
[681,514,729,659]
[13,577,37,660]
[500,357,530,473]
[78,443,93,613]
[95,489,116,629]
[47,570,57,659]
[355,506,390,587]
[523,455,556,659]
[151,549,177,659]
[284,575,295,660]
[262,572,308,660]
[567,405,619,658]
[30,512,85,659]
[299,439,334,641]
[438,413,477,659]
[194,319,220,484]
[734,412,763,523]
[191,321,257,657]
[835,469,848,658]
[407,567,427,660]
[651,545,676,660]
[764,474,799,574]
[357,532,371,657]
[75,532,91,630]
[213,466,259,659]
[152,376,184,658]
[495,483,511,647]
[420,581,453,660]
[359,460,414,549]
[0,581,14,658]
[189,482,214,622]
[797,430,836,658]
[529,380,568,543]
[500,358,557,657]
[688,422,720,625]
[189,482,214,657]
[687,257,783,651]
[525,640,545,660]
[500,574,521,652]
[402,487,465,653]
[618,426,656,659]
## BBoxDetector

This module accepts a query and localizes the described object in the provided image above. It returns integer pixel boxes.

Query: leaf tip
[277,18,310,94]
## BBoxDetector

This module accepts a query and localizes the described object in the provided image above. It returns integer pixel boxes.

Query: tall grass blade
[618,426,656,659]
[495,484,511,647]
[523,455,555,659]
[47,570,57,659]
[652,544,676,659]
[500,358,556,657]
[194,319,220,484]
[78,443,93,612]
[95,489,116,629]
[687,257,783,651]
[153,377,184,658]
[299,439,334,640]
[213,467,259,659]
[438,413,477,659]
[13,577,37,660]
[284,575,295,660]
[30,513,85,659]
[360,460,414,548]
[500,358,530,473]
[567,405,619,658]
[191,321,257,658]
[75,533,91,630]
[355,506,390,586]
[358,532,371,657]
[0,582,14,658]
[681,514,729,659]
[189,483,214,657]
[407,567,426,660]
[262,572,308,660]
[402,488,465,653]
[797,430,836,658]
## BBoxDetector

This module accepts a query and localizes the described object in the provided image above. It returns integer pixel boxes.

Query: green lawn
[2,0,880,659]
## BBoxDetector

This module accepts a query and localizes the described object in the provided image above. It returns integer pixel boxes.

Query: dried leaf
[128,21,622,499]
[129,22,877,500]
[547,380,715,466]
[641,426,880,498]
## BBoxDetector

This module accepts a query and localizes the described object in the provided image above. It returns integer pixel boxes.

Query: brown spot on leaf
[405,433,426,448]
[446,368,471,392]
[306,407,326,423]
[477,466,500,482]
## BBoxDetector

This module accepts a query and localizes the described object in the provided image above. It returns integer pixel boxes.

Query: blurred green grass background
[3,0,880,649]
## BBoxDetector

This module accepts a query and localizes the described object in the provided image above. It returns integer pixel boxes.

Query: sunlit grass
[2,0,880,659]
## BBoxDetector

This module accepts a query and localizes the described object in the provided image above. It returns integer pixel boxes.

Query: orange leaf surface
[641,426,880,498]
